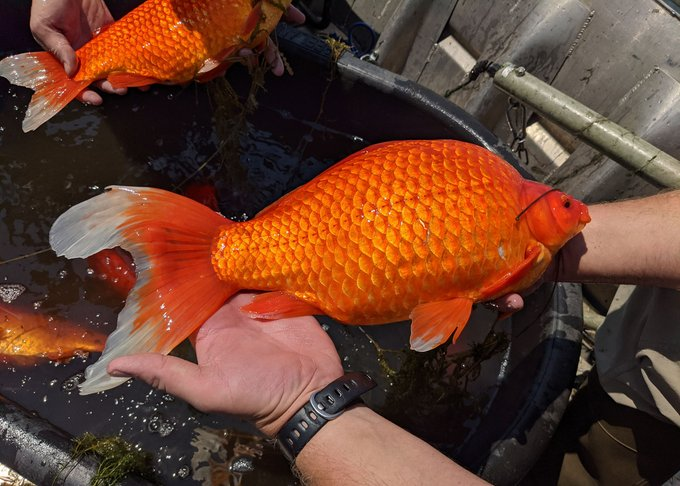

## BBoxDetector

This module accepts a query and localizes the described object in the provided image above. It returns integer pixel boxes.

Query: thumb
[36,30,79,76]
[108,353,205,403]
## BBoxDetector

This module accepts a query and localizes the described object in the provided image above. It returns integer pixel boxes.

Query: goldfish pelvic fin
[0,52,89,132]
[409,298,474,352]
[50,186,237,395]
[107,72,159,89]
[195,53,236,83]
[479,243,545,300]
[241,291,322,320]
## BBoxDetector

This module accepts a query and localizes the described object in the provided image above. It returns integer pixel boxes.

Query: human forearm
[557,190,680,288]
[295,405,489,486]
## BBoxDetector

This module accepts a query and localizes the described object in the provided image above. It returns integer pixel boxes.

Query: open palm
[108,292,344,436]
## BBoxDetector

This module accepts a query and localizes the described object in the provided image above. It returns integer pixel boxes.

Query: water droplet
[62,372,85,392]
[176,465,190,479]
[58,270,68,279]
[0,284,26,303]
[230,456,255,473]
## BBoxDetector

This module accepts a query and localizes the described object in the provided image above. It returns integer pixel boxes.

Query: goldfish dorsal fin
[478,243,548,300]
[409,298,474,352]
[241,291,322,320]
[50,186,237,394]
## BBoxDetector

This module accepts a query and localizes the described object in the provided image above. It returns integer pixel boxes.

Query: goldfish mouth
[580,206,592,225]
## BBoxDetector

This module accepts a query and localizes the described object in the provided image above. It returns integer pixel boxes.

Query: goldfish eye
[564,200,571,209]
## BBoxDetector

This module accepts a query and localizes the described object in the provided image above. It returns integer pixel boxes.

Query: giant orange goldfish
[0,0,292,132]
[0,304,106,366]
[49,140,590,394]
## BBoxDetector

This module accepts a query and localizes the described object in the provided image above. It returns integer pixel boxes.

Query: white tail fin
[0,52,89,132]
[50,186,238,394]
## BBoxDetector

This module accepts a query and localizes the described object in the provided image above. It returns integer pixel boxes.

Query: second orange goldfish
[50,140,590,394]
[0,304,106,366]
[0,0,292,131]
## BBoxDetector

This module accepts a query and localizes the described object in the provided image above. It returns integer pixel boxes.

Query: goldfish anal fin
[107,72,159,89]
[0,52,89,132]
[241,292,322,320]
[50,186,238,395]
[479,243,546,300]
[409,298,474,352]
[195,50,236,83]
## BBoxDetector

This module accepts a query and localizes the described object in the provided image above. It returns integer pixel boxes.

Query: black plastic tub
[0,4,582,485]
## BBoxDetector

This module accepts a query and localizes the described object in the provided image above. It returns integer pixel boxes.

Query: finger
[484,293,525,314]
[76,89,104,105]
[263,40,284,76]
[33,28,79,76]
[284,6,306,25]
[108,353,209,406]
[95,80,128,96]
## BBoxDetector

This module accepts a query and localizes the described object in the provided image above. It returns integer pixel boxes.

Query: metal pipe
[0,395,153,486]
[490,63,680,189]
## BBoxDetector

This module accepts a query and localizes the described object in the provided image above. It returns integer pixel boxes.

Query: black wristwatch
[276,371,377,461]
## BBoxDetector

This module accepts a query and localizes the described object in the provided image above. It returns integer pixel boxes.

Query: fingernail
[108,369,131,378]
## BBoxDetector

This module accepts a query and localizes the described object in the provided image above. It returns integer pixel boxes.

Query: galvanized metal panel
[444,0,593,130]
[547,68,680,201]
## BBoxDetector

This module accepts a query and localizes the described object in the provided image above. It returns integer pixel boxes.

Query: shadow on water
[0,4,582,485]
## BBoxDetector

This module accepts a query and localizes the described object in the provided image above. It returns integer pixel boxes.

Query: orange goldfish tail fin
[0,52,89,132]
[49,186,237,395]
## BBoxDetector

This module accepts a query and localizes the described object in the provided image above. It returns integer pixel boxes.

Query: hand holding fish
[29,0,125,105]
[5,0,304,131]
[107,292,344,437]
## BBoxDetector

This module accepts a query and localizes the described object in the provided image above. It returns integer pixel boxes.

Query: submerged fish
[0,0,291,132]
[0,304,106,366]
[84,184,220,298]
[49,140,590,394]
[87,249,136,299]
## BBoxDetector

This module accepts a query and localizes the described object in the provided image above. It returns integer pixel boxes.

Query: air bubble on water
[62,372,85,392]
[58,270,68,279]
[230,456,255,473]
[86,268,95,275]
[0,284,26,303]
[176,465,191,479]
[148,413,175,437]
[89,185,100,191]
[321,323,330,332]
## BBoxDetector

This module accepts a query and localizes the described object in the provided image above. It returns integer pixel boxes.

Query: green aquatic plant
[377,331,510,444]
[61,432,153,486]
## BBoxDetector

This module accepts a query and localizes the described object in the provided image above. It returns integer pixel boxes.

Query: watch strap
[276,371,376,461]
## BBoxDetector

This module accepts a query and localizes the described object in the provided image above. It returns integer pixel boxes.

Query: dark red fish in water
[85,183,219,298]
[87,249,136,298]
[0,304,106,366]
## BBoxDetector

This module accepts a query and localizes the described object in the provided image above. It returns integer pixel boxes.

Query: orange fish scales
[385,243,401,267]
[49,140,592,393]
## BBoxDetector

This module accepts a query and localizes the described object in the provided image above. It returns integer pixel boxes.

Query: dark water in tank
[0,15,516,486]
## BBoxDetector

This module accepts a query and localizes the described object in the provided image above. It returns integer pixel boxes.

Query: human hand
[30,0,127,105]
[107,292,344,437]
[235,5,306,77]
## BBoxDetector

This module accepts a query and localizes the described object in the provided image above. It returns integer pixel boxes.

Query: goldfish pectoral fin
[50,186,239,395]
[479,243,546,299]
[0,52,88,132]
[241,292,322,320]
[409,298,474,352]
[107,72,159,89]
